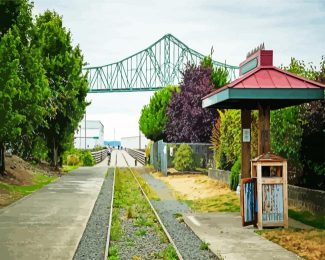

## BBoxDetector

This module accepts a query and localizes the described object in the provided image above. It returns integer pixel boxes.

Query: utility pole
[79,124,81,149]
[84,113,87,149]
[139,128,141,150]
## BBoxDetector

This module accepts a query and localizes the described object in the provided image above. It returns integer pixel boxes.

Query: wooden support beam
[241,109,251,179]
[258,104,270,155]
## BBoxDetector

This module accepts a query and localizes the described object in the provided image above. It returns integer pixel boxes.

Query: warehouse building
[74,120,104,149]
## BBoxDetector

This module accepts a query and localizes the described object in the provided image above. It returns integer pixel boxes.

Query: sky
[33,0,325,141]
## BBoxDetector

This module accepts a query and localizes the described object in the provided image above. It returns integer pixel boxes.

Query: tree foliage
[215,110,258,170]
[33,11,89,167]
[201,55,229,88]
[0,0,23,38]
[139,85,178,141]
[0,0,49,174]
[0,1,89,173]
[166,65,217,142]
[173,144,194,171]
[271,57,325,189]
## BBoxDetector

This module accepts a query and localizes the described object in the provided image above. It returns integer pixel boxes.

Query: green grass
[0,173,58,208]
[156,244,178,260]
[62,165,79,172]
[181,192,240,213]
[110,209,123,241]
[0,173,57,197]
[108,245,119,259]
[289,208,325,229]
[173,213,184,223]
[110,168,176,257]
[133,170,160,201]
[135,229,147,236]
[200,241,210,250]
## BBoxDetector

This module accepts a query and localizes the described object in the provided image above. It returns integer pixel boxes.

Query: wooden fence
[126,148,146,165]
[91,149,108,164]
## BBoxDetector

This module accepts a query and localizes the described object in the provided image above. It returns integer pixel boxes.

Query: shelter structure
[202,48,324,179]
[202,47,324,227]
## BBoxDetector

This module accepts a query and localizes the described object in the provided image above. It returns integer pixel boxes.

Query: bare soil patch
[0,155,34,185]
[0,155,60,207]
[152,172,230,200]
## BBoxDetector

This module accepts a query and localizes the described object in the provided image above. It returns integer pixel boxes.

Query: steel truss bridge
[84,34,239,93]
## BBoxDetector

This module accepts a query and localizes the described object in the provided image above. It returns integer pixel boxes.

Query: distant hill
[104,140,121,147]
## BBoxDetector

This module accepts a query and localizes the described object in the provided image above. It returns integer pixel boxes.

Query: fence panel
[150,141,212,175]
[91,149,108,164]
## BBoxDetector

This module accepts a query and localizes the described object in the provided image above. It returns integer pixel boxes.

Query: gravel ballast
[109,167,175,260]
[73,167,114,260]
[139,171,219,260]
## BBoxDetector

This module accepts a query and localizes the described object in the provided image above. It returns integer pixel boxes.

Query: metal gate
[151,140,167,175]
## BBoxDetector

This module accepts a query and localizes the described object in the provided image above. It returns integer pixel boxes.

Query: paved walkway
[184,212,300,260]
[138,169,301,260]
[110,149,141,167]
[0,160,108,260]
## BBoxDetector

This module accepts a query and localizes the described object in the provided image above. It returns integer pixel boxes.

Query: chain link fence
[150,140,214,175]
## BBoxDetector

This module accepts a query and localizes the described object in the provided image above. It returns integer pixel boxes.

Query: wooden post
[241,109,251,179]
[258,104,270,155]
[257,163,263,229]
[283,161,288,228]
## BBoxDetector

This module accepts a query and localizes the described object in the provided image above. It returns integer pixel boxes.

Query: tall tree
[0,0,49,175]
[166,64,218,142]
[34,11,88,167]
[0,0,23,38]
[139,85,179,141]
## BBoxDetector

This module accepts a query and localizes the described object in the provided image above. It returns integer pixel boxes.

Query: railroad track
[103,151,183,260]
[104,153,117,259]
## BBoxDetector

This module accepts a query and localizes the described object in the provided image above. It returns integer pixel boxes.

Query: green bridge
[84,34,239,93]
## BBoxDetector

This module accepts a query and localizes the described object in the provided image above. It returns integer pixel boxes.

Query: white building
[121,135,148,150]
[74,120,104,149]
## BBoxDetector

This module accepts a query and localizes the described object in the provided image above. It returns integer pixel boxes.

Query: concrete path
[184,212,300,260]
[110,149,141,167]
[0,159,108,260]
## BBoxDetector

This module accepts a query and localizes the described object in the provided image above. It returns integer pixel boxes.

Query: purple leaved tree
[166,64,218,142]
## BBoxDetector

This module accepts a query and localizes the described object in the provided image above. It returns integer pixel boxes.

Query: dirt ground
[0,155,60,207]
[0,156,35,186]
[152,172,231,200]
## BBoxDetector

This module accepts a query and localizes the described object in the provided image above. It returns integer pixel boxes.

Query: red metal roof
[204,66,325,99]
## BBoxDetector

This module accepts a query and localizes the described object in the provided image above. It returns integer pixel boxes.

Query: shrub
[173,144,194,171]
[145,141,153,164]
[230,159,241,191]
[82,150,96,166]
[67,154,80,166]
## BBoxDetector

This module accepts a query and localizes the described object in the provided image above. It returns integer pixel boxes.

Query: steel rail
[121,152,184,260]
[104,153,117,260]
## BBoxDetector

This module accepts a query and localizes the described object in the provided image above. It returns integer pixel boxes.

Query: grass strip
[133,170,160,200]
[108,167,177,259]
[289,208,325,229]
[0,173,57,207]
[176,191,240,213]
